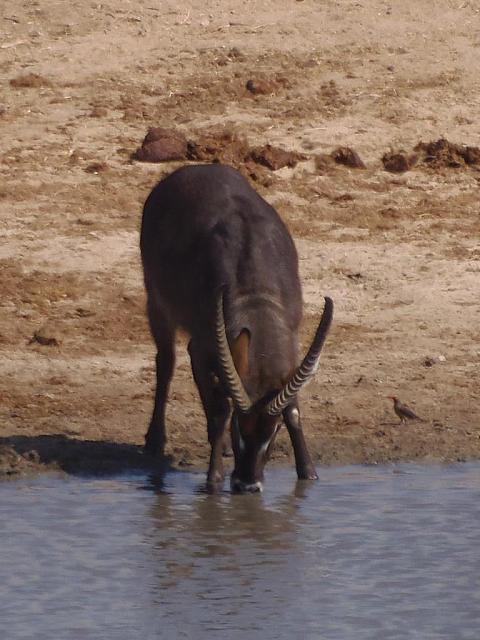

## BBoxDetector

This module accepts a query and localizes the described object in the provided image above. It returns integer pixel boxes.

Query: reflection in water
[1,465,480,640]
[145,478,308,635]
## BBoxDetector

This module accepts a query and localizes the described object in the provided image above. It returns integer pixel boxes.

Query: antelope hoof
[298,470,318,481]
[207,470,225,486]
[144,434,165,459]
[222,444,234,458]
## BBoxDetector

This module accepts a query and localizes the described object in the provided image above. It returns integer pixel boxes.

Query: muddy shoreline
[1,0,479,479]
[1,418,478,480]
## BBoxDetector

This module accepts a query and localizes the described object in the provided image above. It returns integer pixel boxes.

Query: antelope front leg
[205,388,231,486]
[283,403,318,480]
[188,341,231,487]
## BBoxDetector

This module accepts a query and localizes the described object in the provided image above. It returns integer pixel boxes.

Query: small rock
[423,354,446,367]
[228,47,245,61]
[245,79,276,95]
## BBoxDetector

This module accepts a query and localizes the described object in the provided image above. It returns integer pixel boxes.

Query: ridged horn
[215,291,252,413]
[265,296,334,416]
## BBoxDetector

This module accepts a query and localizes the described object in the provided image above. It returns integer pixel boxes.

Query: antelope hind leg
[145,304,175,458]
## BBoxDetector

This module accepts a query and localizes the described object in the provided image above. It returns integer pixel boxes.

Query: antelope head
[216,294,333,492]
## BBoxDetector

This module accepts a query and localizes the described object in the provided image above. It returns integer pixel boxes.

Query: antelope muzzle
[230,412,281,493]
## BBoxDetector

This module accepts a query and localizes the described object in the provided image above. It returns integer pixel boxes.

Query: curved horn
[215,291,252,413]
[266,296,334,416]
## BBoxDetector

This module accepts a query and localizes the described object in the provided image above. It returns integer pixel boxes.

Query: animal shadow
[0,434,172,477]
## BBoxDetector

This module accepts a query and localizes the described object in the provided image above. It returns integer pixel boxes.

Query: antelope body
[140,164,333,492]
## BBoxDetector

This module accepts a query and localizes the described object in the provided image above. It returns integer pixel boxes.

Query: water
[1,464,480,640]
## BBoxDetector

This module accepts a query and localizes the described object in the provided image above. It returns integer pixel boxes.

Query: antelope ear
[231,329,250,379]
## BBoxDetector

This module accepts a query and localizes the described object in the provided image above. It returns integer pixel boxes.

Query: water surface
[1,464,480,639]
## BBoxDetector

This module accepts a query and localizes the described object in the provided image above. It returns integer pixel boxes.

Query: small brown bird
[387,396,424,424]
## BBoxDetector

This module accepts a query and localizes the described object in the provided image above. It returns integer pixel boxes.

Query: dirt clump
[250,144,306,170]
[132,127,189,162]
[10,73,53,88]
[227,46,245,61]
[382,151,418,173]
[331,147,366,169]
[0,445,45,477]
[187,129,251,165]
[28,330,59,347]
[319,80,345,107]
[89,106,108,118]
[314,153,338,173]
[187,129,303,172]
[414,138,480,169]
[132,126,304,172]
[84,161,108,174]
[463,147,480,164]
[245,74,291,96]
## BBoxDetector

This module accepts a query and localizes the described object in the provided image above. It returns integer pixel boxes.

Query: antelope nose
[230,477,263,494]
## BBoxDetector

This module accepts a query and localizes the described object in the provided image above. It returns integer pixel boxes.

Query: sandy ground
[1,0,479,478]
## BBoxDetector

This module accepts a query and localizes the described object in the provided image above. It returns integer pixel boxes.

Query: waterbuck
[140,163,333,492]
